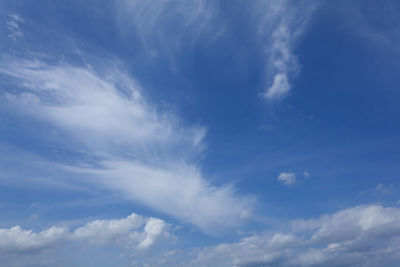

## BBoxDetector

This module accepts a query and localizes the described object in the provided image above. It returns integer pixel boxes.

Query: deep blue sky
[1,0,400,266]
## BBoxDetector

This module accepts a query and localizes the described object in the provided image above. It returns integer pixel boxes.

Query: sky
[1,0,400,266]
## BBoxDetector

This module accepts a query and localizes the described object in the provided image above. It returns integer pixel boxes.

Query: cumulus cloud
[137,218,169,249]
[0,213,169,256]
[277,172,296,185]
[193,204,400,266]
[70,213,146,245]
[6,14,24,41]
[0,58,253,234]
[0,226,66,255]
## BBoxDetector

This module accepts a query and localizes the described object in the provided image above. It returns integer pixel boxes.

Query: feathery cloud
[6,14,24,41]
[0,57,253,234]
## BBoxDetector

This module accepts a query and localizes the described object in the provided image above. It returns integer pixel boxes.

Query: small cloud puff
[277,172,296,186]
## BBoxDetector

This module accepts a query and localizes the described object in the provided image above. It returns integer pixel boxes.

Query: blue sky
[1,0,400,266]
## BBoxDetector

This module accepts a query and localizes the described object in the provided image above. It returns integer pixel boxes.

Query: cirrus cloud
[0,57,253,234]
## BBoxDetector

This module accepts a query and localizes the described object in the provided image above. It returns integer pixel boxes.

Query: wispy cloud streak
[256,0,319,100]
[0,57,253,234]
[6,14,24,41]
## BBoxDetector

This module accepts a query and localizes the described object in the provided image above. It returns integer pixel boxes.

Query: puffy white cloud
[193,204,400,266]
[194,232,301,266]
[137,218,168,249]
[6,205,400,266]
[70,213,145,245]
[277,172,296,185]
[0,213,169,256]
[0,226,66,255]
[0,58,253,234]
[292,205,400,245]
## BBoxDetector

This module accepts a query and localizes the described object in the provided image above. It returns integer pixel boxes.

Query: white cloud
[277,172,296,185]
[257,0,319,100]
[70,213,145,245]
[304,171,310,179]
[115,0,318,101]
[7,204,400,266]
[137,218,168,249]
[74,160,252,234]
[0,59,201,151]
[193,204,400,266]
[194,232,300,267]
[0,58,253,234]
[0,213,169,256]
[115,0,223,64]
[0,226,67,255]
[6,14,24,41]
[264,73,291,99]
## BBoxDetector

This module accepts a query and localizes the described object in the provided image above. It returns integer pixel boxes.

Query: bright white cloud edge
[0,212,169,255]
[192,204,400,267]
[5,204,399,266]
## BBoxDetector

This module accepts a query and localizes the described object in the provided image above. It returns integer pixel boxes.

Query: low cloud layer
[193,204,400,266]
[0,213,169,256]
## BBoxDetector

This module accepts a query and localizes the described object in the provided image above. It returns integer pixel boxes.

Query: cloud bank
[193,204,400,266]
[0,213,168,255]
